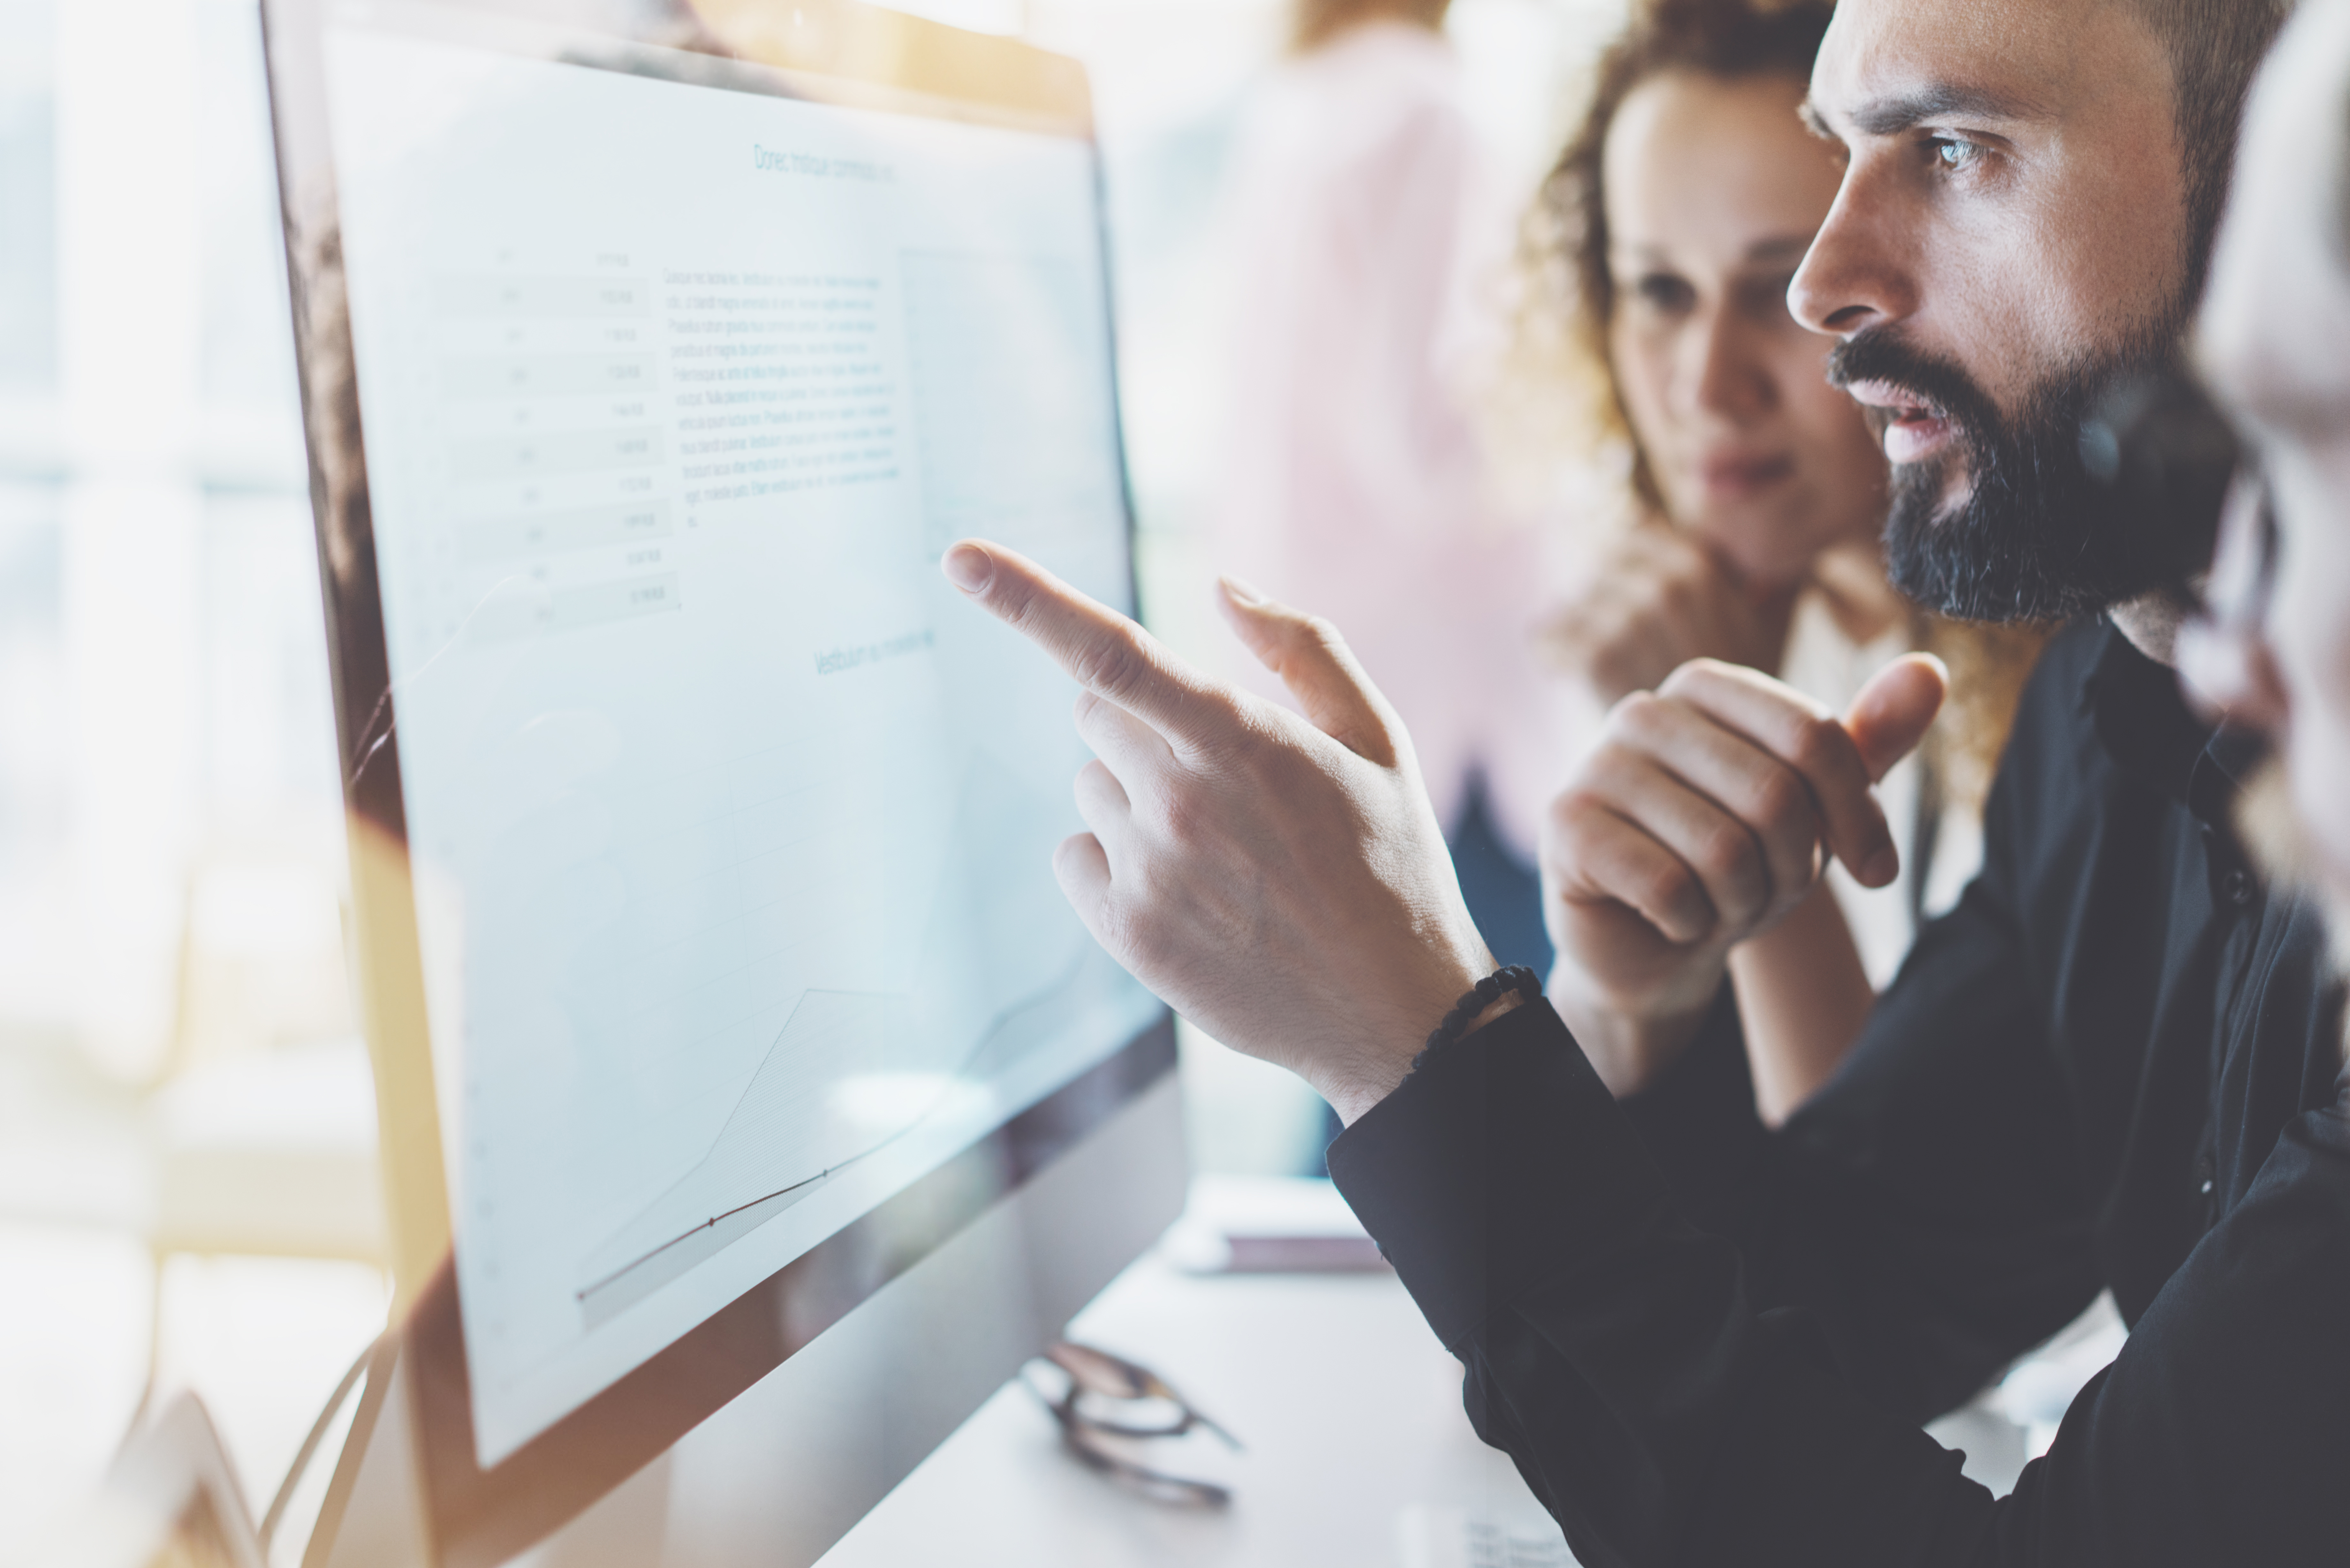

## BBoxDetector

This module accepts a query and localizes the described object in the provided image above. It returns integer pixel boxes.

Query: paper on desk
[1396,1504,1579,1568]
[1159,1175,1389,1275]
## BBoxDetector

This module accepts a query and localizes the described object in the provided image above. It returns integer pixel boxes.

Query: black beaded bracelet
[1418,965,1543,1066]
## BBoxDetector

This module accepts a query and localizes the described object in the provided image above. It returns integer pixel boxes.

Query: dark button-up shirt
[1330,620,2350,1567]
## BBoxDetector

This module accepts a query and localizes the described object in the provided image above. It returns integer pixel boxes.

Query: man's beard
[1828,328,2212,625]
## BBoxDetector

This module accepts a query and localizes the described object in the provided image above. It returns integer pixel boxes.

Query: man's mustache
[1826,333,1999,438]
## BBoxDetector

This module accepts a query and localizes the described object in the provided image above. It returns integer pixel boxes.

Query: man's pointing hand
[942,539,1497,1124]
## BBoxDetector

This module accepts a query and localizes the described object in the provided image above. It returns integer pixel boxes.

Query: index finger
[1658,658,1901,888]
[943,539,1219,746]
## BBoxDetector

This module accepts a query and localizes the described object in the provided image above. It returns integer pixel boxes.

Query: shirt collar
[2081,617,2268,828]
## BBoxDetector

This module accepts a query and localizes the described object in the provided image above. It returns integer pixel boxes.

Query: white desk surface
[819,1178,1556,1568]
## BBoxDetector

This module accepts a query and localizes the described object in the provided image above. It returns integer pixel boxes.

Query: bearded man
[936,0,2350,1563]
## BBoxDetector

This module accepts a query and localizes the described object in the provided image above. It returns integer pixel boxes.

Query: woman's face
[1604,70,1887,590]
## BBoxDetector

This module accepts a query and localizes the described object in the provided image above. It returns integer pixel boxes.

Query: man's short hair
[2130,0,2293,298]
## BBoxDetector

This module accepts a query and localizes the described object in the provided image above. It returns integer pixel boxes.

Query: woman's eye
[1632,274,1696,314]
[1737,275,1800,324]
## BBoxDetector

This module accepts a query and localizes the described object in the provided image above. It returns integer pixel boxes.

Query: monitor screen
[297,0,1164,1474]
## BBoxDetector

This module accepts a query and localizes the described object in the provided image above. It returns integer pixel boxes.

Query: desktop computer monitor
[258,2,1186,1562]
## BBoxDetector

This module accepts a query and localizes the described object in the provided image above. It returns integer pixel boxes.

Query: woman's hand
[1543,520,1800,708]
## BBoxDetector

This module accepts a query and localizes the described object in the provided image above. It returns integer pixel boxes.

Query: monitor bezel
[255,3,1172,1559]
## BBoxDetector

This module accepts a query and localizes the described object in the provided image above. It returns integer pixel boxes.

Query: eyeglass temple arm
[1049,1340,1242,1449]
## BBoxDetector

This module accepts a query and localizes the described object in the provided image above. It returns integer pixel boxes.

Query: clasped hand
[1543,655,1946,1093]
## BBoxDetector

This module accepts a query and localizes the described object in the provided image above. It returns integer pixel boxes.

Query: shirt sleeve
[1631,874,2104,1424]
[1330,997,2350,1568]
[1592,651,2110,1424]
[1328,999,1966,1567]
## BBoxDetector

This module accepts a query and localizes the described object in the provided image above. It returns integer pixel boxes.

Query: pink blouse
[1206,23,1565,861]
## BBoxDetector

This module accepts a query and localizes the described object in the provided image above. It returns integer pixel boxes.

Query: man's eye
[1931,137,1982,172]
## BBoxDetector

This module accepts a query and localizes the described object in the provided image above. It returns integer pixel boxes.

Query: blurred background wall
[0,0,1626,1552]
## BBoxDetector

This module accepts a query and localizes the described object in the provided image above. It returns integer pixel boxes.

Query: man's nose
[1789,163,1915,338]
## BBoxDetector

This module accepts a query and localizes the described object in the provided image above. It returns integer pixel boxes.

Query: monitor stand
[308,1350,672,1568]
[307,1338,428,1568]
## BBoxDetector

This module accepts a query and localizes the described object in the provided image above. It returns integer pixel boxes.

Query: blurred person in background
[1515,0,2047,1124]
[1209,0,1559,976]
[2180,0,2350,997]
